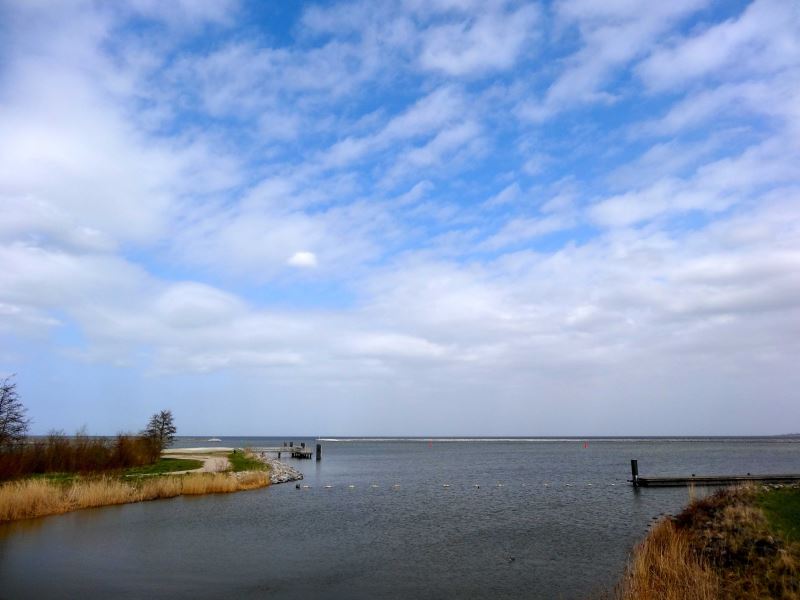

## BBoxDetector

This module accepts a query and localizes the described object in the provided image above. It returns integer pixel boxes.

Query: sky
[1,0,798,436]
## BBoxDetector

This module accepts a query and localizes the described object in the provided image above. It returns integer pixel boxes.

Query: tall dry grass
[0,471,269,522]
[617,518,719,600]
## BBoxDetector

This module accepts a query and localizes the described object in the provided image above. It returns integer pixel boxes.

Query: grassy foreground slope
[617,486,800,600]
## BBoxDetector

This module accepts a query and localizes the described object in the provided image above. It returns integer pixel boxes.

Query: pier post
[631,459,639,487]
[316,443,321,461]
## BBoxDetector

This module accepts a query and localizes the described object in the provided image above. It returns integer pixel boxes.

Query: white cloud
[637,0,800,92]
[520,0,709,121]
[419,4,540,76]
[287,251,319,268]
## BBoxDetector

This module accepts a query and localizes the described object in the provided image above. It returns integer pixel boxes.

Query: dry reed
[0,471,269,522]
[617,518,719,600]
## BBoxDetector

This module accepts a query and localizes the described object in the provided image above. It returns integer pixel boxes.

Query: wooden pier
[251,442,321,460]
[629,459,800,487]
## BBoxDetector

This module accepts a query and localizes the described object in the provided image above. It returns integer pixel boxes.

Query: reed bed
[0,471,269,522]
[617,518,718,600]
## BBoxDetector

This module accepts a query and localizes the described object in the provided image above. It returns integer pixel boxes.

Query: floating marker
[371,484,379,488]
[302,485,311,489]
[324,485,333,489]
[496,483,504,487]
[348,485,355,489]
[442,484,450,488]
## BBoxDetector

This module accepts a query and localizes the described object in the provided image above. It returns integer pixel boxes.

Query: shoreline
[0,447,295,523]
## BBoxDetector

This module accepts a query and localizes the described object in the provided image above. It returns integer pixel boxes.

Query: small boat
[207,438,222,442]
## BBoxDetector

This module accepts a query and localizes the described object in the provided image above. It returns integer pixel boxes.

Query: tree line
[0,376,177,480]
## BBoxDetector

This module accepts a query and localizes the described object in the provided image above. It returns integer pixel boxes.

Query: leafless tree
[0,376,30,450]
[142,409,176,450]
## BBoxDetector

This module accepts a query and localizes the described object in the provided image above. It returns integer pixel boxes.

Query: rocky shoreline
[257,455,304,484]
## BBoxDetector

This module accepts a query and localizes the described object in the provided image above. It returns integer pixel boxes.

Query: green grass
[124,457,203,476]
[758,487,800,542]
[227,450,268,472]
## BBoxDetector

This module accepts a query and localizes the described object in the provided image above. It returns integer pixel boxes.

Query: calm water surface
[1,437,799,599]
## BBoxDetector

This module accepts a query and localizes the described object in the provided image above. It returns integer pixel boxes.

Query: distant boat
[207,438,222,442]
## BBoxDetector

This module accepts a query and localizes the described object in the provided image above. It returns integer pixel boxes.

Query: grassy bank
[124,457,204,476]
[617,486,800,599]
[0,471,269,522]
[227,450,269,472]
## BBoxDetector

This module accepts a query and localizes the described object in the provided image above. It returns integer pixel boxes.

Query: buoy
[473,484,480,488]
[392,484,400,488]
[302,485,310,489]
[442,484,450,488]
[324,485,332,489]
[496,483,504,487]
[348,485,355,489]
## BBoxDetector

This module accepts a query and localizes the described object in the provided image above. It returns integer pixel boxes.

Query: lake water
[1,437,799,599]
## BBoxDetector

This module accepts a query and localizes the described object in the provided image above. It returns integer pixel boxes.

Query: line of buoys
[296,481,613,490]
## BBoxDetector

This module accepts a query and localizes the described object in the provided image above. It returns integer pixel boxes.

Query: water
[1,437,799,599]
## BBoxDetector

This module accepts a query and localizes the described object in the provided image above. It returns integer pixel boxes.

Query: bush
[0,432,161,481]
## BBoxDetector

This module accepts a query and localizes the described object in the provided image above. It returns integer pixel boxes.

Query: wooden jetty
[630,459,800,487]
[251,442,321,460]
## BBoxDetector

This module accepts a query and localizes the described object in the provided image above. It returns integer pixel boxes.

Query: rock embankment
[258,455,304,484]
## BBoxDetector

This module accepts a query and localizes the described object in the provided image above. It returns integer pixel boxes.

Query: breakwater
[258,455,304,484]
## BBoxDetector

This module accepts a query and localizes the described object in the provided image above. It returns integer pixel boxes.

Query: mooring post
[316,443,322,461]
[631,459,639,487]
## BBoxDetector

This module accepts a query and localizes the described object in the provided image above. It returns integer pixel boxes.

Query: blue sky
[1,0,798,435]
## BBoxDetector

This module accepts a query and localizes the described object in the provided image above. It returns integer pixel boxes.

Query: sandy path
[161,448,233,474]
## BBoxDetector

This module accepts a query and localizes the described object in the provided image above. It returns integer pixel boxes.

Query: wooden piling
[630,459,639,487]
[316,443,321,461]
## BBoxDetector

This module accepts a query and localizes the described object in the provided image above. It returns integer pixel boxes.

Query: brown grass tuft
[0,471,269,522]
[617,518,718,600]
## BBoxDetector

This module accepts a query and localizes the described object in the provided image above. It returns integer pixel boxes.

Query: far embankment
[0,448,279,523]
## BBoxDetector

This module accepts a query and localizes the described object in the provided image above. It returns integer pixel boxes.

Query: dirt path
[161,448,233,474]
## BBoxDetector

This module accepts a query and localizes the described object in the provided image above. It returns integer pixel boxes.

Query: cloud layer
[1,0,798,435]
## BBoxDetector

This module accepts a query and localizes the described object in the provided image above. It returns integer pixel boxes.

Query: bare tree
[143,409,176,450]
[0,376,30,450]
